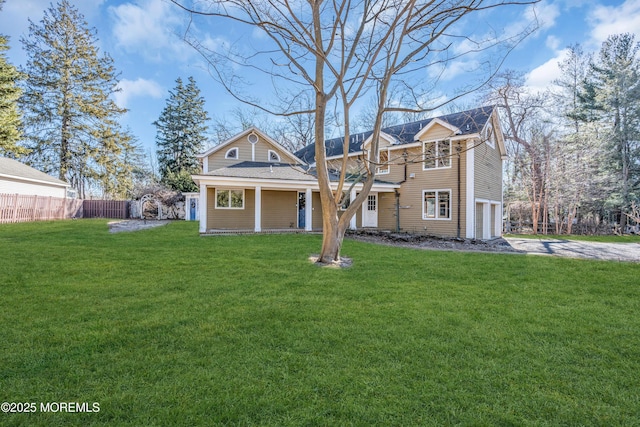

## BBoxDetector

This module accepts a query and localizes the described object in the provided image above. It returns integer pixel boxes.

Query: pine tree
[589,33,640,230]
[0,0,25,156]
[154,76,209,192]
[19,0,135,198]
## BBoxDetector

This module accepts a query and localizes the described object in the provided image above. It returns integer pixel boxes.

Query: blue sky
[1,0,639,157]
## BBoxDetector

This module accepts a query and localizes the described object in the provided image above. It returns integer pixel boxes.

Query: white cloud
[524,48,570,93]
[546,35,561,51]
[526,1,560,32]
[114,78,164,108]
[109,0,188,62]
[588,0,640,46]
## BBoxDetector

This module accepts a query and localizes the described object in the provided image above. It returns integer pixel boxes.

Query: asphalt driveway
[505,237,640,263]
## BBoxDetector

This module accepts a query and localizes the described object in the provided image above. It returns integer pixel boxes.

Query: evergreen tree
[19,0,135,198]
[154,76,209,192]
[0,0,25,156]
[589,33,640,229]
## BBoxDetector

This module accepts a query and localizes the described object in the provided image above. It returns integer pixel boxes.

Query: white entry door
[362,193,378,227]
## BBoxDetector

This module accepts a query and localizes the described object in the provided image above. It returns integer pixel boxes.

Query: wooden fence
[0,193,83,224]
[82,200,130,219]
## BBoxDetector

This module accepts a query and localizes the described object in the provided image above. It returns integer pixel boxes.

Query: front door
[189,198,198,220]
[298,192,306,228]
[362,193,378,227]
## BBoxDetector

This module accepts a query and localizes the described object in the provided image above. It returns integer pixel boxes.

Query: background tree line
[1,0,638,237]
[487,33,640,234]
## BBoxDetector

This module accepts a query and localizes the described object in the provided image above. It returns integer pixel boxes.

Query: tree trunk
[318,212,345,263]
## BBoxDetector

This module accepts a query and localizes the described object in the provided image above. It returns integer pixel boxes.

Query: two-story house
[192,106,505,239]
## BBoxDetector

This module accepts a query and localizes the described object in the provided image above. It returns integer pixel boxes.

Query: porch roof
[192,161,400,191]
[202,161,316,181]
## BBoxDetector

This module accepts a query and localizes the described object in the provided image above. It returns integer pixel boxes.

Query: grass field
[1,220,639,426]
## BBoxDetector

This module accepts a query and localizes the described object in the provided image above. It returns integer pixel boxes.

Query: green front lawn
[1,220,639,426]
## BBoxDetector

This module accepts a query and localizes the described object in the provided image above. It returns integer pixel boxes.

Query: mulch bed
[345,229,521,254]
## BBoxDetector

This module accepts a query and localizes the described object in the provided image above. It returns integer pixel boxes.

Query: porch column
[199,183,207,233]
[305,188,312,231]
[349,188,357,230]
[254,186,262,232]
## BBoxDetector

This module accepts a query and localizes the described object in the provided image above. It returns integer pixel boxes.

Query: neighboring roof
[295,106,495,163]
[0,157,69,187]
[200,161,317,181]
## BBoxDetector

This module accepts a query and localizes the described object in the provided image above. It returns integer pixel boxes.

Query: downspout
[456,143,461,238]
[395,149,409,232]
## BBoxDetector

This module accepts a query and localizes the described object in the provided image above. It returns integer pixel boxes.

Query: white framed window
[247,132,259,144]
[225,147,239,159]
[376,149,390,174]
[423,140,451,170]
[215,189,244,209]
[423,189,451,220]
[268,150,281,162]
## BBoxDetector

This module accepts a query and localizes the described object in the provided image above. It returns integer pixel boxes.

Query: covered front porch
[193,173,399,234]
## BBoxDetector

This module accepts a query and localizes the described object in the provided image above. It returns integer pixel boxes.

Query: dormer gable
[413,118,460,142]
[362,131,396,152]
[198,127,305,173]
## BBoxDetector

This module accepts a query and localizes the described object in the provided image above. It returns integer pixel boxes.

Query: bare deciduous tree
[171,0,537,262]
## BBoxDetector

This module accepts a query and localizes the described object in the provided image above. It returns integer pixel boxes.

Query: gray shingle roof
[0,157,69,187]
[295,106,494,163]
[202,161,317,181]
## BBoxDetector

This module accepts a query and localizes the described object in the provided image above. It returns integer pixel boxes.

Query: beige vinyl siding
[474,141,502,201]
[312,192,323,229]
[255,143,294,164]
[378,192,396,230]
[206,187,255,229]
[206,141,251,171]
[384,146,420,183]
[261,190,297,229]
[393,141,466,237]
[421,123,458,141]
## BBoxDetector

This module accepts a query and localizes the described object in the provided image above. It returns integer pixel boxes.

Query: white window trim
[422,139,452,171]
[215,188,245,210]
[247,132,259,144]
[268,149,281,162]
[422,189,452,220]
[376,148,390,175]
[225,147,239,159]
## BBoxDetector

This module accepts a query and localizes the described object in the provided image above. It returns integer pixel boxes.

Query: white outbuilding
[0,157,70,198]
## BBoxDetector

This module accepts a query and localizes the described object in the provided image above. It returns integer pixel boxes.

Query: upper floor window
[423,140,451,170]
[247,133,259,144]
[376,149,390,174]
[225,147,238,159]
[268,150,281,162]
